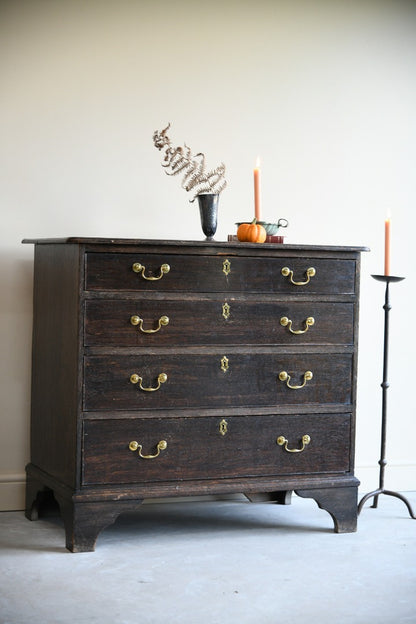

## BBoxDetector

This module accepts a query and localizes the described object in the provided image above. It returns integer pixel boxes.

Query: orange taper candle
[384,218,391,276]
[254,158,261,222]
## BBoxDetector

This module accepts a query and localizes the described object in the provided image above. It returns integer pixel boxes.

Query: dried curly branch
[153,123,227,202]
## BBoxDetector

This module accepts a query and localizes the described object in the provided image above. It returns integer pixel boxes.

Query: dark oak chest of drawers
[24,238,366,551]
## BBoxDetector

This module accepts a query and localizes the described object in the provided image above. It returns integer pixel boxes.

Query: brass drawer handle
[279,370,313,389]
[280,316,315,334]
[130,372,168,391]
[130,315,169,333]
[132,262,170,281]
[129,439,167,459]
[281,266,316,286]
[277,434,311,453]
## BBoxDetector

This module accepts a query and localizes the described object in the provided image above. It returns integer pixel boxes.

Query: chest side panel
[30,243,82,488]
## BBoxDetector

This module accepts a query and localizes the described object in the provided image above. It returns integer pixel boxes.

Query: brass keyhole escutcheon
[222,302,230,320]
[223,259,231,276]
[221,356,229,372]
[219,419,228,436]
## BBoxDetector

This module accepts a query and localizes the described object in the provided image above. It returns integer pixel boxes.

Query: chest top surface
[22,237,368,252]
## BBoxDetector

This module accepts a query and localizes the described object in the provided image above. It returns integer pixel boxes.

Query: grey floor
[1,492,415,624]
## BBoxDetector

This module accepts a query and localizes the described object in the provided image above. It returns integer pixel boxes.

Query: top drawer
[85,253,356,294]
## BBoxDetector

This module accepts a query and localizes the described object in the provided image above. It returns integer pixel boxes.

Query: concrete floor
[1,492,415,624]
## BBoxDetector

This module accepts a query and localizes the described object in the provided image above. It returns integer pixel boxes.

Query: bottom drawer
[82,414,351,485]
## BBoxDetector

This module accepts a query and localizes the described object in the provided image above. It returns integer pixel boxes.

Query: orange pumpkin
[237,219,267,243]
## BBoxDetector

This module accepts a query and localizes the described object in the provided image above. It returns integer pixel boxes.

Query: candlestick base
[358,488,416,518]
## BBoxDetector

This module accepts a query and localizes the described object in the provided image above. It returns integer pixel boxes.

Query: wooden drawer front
[85,299,354,347]
[82,414,351,485]
[83,354,353,411]
[85,253,356,294]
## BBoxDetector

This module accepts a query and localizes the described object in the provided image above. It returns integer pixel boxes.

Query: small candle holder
[358,274,415,519]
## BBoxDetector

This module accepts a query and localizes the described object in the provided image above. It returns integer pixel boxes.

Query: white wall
[1,0,415,510]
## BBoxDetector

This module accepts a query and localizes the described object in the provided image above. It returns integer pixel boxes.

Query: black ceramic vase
[197,193,219,240]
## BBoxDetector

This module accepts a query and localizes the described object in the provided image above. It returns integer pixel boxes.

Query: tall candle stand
[358,274,415,518]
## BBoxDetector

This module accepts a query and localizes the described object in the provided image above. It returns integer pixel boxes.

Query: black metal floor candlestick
[358,274,415,518]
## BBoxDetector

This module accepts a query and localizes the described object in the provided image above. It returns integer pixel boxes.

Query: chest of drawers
[24,238,366,551]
